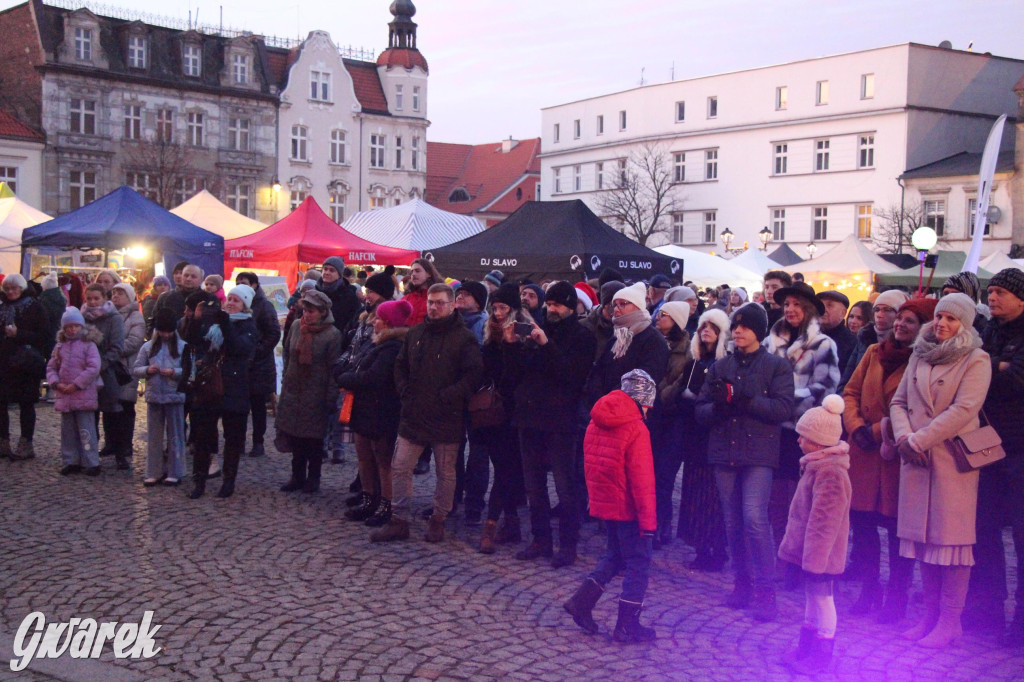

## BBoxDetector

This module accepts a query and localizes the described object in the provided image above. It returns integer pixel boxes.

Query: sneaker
[143,478,161,487]
[163,478,180,486]
[60,465,82,476]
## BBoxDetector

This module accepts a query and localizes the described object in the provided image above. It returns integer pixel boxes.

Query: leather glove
[709,380,735,405]
[898,438,929,467]
[851,426,876,451]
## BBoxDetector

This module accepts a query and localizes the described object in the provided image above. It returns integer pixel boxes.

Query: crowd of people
[1,254,1023,670]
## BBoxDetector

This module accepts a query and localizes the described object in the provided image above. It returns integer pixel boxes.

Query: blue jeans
[715,465,775,590]
[588,520,652,603]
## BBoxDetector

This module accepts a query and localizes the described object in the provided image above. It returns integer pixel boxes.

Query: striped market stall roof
[342,198,484,251]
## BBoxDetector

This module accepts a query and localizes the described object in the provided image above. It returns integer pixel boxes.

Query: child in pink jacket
[778,393,852,674]
[47,307,103,476]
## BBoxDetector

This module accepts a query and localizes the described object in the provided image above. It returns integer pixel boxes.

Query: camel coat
[889,347,991,548]
[842,344,907,517]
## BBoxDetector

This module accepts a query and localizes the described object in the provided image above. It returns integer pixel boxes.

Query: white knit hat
[229,284,255,311]
[612,282,647,311]
[795,394,845,447]
[659,301,692,331]
[873,289,909,312]
[934,292,977,329]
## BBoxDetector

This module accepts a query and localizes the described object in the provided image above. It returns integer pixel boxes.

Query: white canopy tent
[979,251,1023,273]
[342,198,484,251]
[0,187,51,276]
[171,190,267,240]
[728,247,780,275]
[781,235,898,296]
[653,244,763,292]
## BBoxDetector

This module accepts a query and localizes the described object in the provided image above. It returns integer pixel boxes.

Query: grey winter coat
[276,316,343,440]
[84,302,126,413]
[117,303,146,403]
[133,335,186,405]
[248,286,282,396]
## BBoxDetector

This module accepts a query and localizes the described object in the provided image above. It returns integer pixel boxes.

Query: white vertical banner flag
[964,114,1007,274]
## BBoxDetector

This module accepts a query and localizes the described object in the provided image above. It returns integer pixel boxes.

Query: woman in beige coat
[889,293,992,648]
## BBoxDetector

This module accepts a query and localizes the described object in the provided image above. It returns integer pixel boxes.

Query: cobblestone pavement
[1,405,1021,681]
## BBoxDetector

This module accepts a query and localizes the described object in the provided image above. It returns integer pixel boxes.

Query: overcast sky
[11,0,1024,143]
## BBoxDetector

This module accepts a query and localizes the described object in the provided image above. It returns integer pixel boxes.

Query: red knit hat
[898,297,938,324]
[376,299,413,328]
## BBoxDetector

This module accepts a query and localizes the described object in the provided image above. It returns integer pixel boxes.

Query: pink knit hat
[376,299,413,328]
[795,394,845,447]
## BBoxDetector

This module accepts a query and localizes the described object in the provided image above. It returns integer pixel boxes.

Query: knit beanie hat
[152,275,171,289]
[795,394,845,447]
[376,299,413,328]
[365,270,396,300]
[230,284,255,311]
[544,280,578,309]
[659,301,692,331]
[989,268,1024,303]
[942,271,981,302]
[112,282,136,302]
[304,269,323,282]
[664,285,697,304]
[61,306,85,327]
[873,289,910,312]
[185,290,214,309]
[3,273,27,291]
[484,270,505,289]
[300,289,333,311]
[41,273,59,291]
[574,282,598,306]
[599,281,626,307]
[522,284,545,306]
[620,369,657,408]
[732,287,748,303]
[598,267,624,287]
[612,282,647,311]
[458,280,488,310]
[898,297,938,325]
[731,302,769,342]
[323,256,346,274]
[491,282,522,310]
[934,292,976,329]
[154,307,177,333]
[299,279,317,293]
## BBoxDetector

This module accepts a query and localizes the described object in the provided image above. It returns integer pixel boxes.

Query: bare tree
[122,138,200,209]
[595,143,683,246]
[871,202,947,254]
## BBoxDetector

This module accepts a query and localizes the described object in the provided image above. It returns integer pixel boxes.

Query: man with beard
[521,283,546,326]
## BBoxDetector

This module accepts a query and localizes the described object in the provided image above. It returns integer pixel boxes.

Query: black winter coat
[317,278,361,334]
[696,347,795,469]
[982,312,1024,454]
[156,286,199,326]
[505,314,596,433]
[335,328,406,438]
[38,288,66,360]
[823,321,858,380]
[395,311,483,444]
[181,311,257,414]
[585,323,669,408]
[0,292,46,403]
[248,287,282,396]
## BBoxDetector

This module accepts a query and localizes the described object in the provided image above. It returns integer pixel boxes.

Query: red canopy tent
[223,196,420,284]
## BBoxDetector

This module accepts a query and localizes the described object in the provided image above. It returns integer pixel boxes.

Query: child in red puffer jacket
[564,369,658,644]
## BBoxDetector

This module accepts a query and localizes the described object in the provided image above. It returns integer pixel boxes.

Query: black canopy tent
[424,200,680,283]
[768,243,805,266]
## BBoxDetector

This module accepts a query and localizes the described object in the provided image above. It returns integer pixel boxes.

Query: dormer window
[183,44,201,77]
[448,187,470,203]
[232,54,248,84]
[74,27,92,61]
[310,71,331,102]
[128,36,147,69]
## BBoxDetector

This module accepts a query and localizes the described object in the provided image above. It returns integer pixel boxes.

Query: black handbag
[112,360,132,386]
[468,382,505,430]
[189,353,225,406]
[10,344,46,381]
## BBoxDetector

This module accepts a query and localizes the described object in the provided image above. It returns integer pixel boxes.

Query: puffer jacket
[778,443,853,576]
[248,286,282,396]
[583,389,657,532]
[335,326,406,438]
[132,334,186,404]
[765,317,841,427]
[276,316,343,439]
[46,327,103,412]
[696,346,795,469]
[117,303,146,403]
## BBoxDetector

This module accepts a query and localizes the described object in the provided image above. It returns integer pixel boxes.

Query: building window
[618,110,627,131]
[232,54,248,84]
[673,152,686,183]
[968,198,991,236]
[74,27,92,61]
[923,200,945,236]
[330,130,346,164]
[816,80,829,105]
[0,166,17,193]
[705,149,718,180]
[702,211,716,244]
[395,136,403,169]
[772,208,786,240]
[861,73,875,100]
[813,206,828,240]
[675,101,685,122]
[448,188,469,202]
[573,165,582,191]
[394,84,403,110]
[672,213,684,243]
[596,115,604,135]
[329,192,345,223]
[617,159,627,186]
[69,99,96,135]
[123,104,141,140]
[228,118,249,151]
[858,134,874,168]
[186,112,204,146]
[174,177,204,205]
[183,44,201,76]
[126,172,156,200]
[289,189,307,211]
[773,144,788,175]
[69,170,96,209]
[775,86,788,110]
[815,139,830,171]
[290,125,309,161]
[369,188,386,209]
[553,123,560,143]
[857,204,872,238]
[310,71,331,102]
[596,162,604,190]
[227,183,250,216]
[128,36,147,69]
[411,136,420,171]
[369,134,385,168]
[156,109,173,142]
[707,96,718,119]
[553,168,561,194]
[573,119,581,139]
[412,86,421,112]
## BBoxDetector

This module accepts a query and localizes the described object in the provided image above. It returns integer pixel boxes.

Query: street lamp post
[807,242,818,259]
[912,226,938,296]
[719,227,745,255]
[759,226,772,251]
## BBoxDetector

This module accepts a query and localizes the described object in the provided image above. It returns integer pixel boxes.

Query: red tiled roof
[0,110,44,141]
[266,47,299,90]
[376,47,428,73]
[426,138,542,216]
[344,59,390,114]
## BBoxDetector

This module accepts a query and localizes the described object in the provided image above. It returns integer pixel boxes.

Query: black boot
[302,450,323,493]
[281,446,306,492]
[789,636,834,674]
[751,585,778,622]
[216,446,241,498]
[612,599,656,643]
[1000,604,1024,648]
[563,578,603,634]
[851,580,883,615]
[781,626,817,666]
[365,498,392,527]
[725,576,752,608]
[189,475,206,499]
[190,450,211,499]
[345,494,379,521]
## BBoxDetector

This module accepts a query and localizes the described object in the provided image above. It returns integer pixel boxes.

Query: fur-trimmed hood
[57,326,103,345]
[690,308,730,360]
[374,326,409,344]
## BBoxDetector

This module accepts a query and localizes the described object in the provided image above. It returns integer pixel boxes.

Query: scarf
[877,336,912,375]
[297,316,331,365]
[229,312,252,321]
[611,308,651,360]
[82,300,116,321]
[912,322,982,366]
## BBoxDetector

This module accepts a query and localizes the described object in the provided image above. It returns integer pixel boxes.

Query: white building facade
[540,44,1024,259]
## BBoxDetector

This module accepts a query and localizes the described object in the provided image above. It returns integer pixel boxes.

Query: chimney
[501,136,518,153]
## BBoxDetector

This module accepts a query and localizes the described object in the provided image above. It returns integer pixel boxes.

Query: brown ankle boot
[479,520,498,554]
[425,514,445,543]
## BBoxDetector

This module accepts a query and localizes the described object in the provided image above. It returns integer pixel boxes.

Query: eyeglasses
[612,301,631,309]
[427,299,452,307]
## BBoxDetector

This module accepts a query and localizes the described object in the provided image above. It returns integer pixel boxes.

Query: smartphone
[513,322,533,337]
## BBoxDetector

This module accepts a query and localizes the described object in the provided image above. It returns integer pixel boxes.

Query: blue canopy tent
[20,186,224,277]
